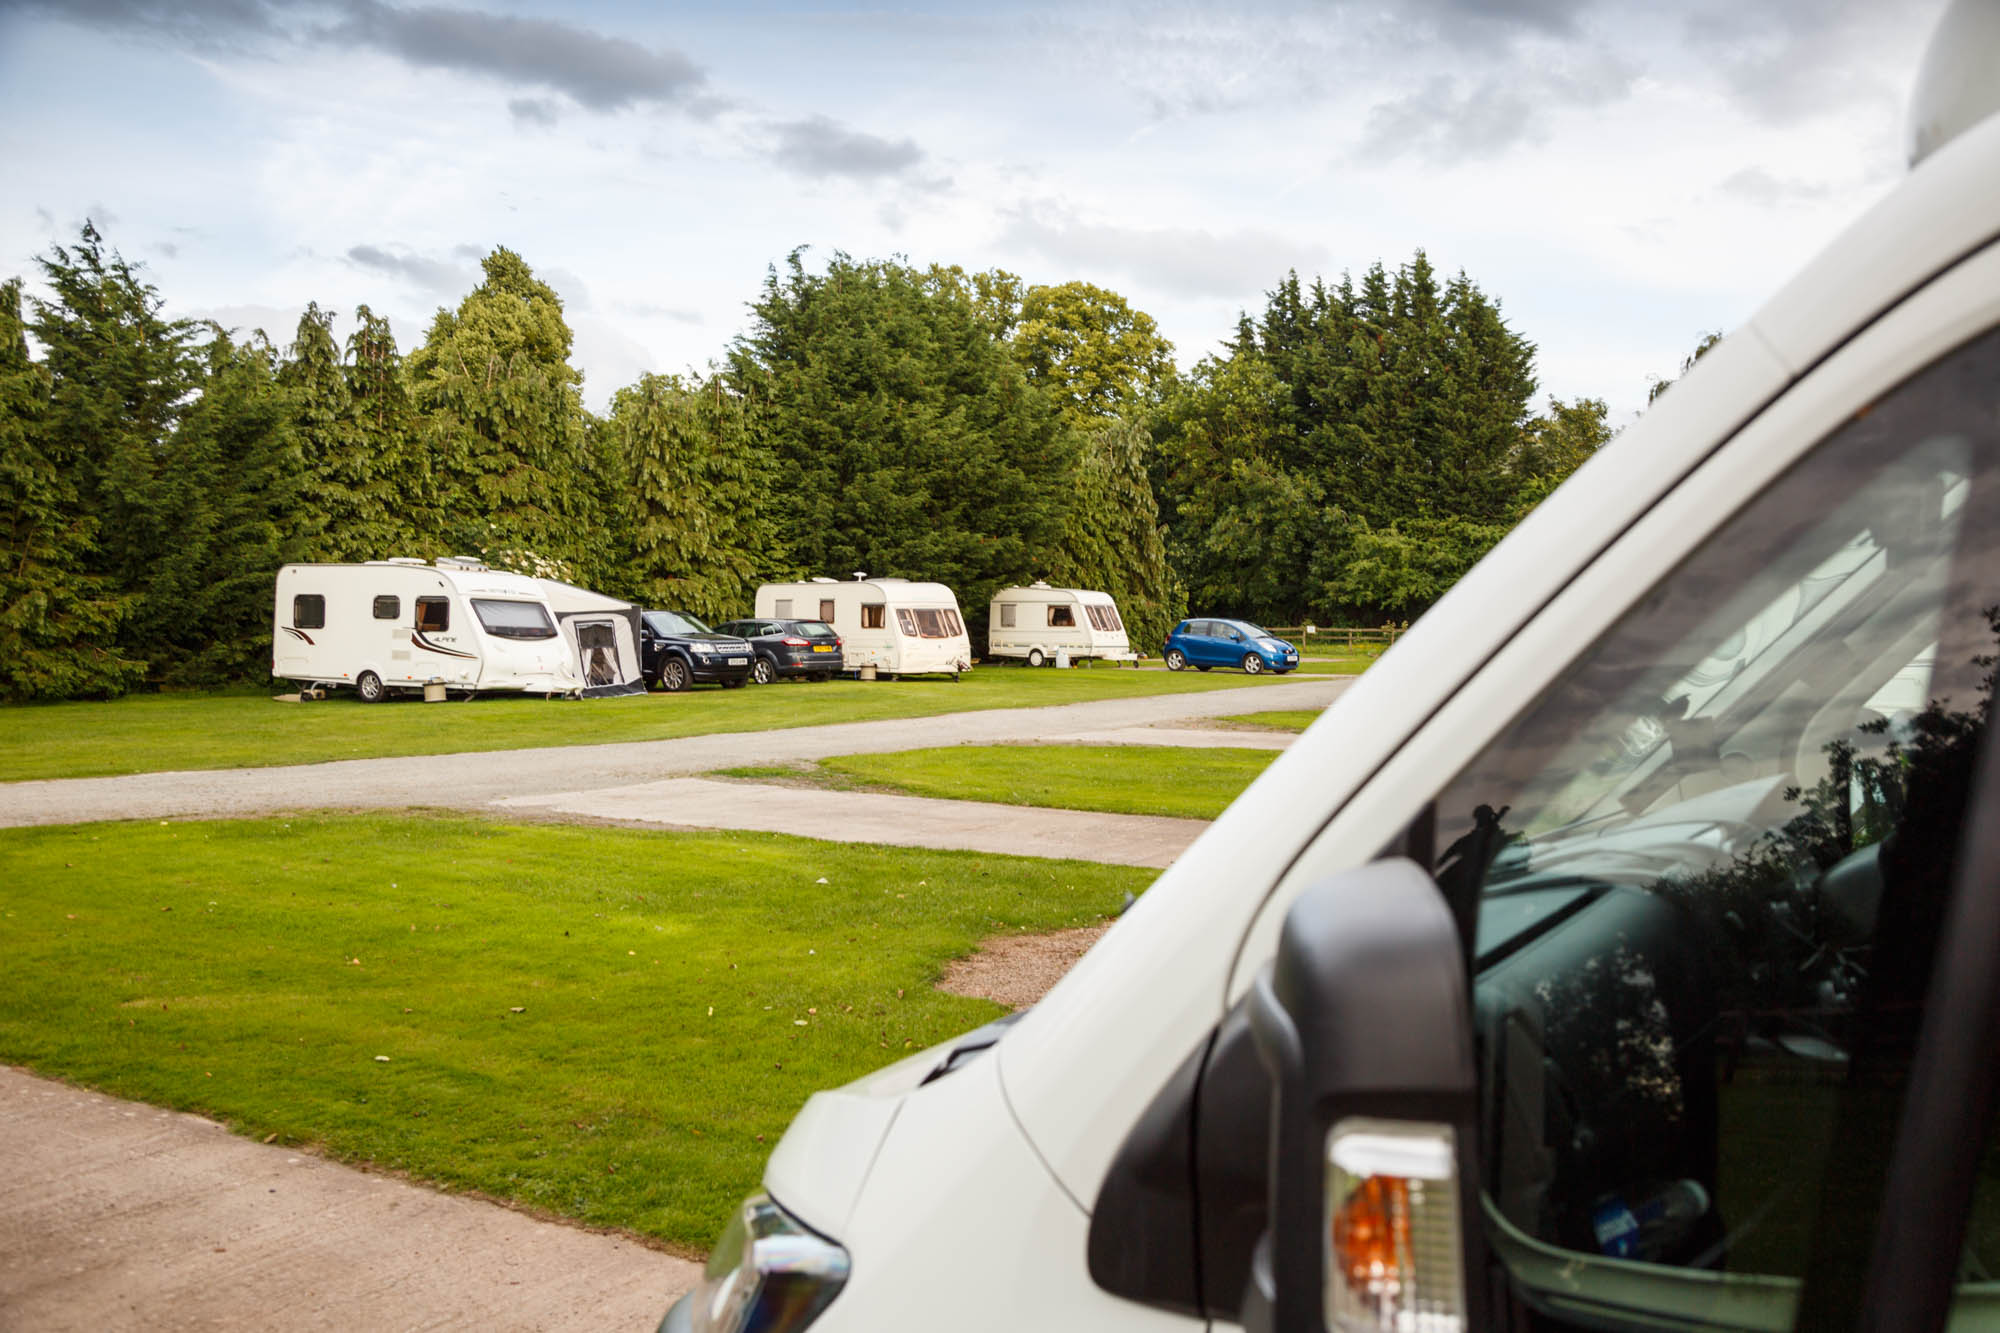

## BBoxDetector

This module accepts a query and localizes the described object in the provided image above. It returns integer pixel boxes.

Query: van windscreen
[472,599,557,639]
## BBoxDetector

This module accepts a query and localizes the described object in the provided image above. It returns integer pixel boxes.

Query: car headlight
[682,1193,850,1333]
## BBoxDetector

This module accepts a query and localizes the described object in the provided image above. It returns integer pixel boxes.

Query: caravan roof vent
[1029,581,1052,589]
[853,571,869,581]
[810,576,838,584]
[437,556,490,572]
[370,557,428,566]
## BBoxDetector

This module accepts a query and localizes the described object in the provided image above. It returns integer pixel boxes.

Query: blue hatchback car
[1162,617,1299,675]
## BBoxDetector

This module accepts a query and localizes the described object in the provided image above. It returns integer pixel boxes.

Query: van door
[1424,326,2000,1328]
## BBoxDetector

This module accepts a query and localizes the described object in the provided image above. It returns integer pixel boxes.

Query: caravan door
[408,592,480,684]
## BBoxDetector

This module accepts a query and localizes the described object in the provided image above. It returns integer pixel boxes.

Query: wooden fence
[1264,626,1406,649]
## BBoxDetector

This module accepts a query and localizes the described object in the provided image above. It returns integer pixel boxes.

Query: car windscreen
[644,611,707,636]
[798,621,838,638]
[471,599,557,639]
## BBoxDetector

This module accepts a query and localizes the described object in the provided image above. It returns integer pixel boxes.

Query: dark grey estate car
[714,618,845,684]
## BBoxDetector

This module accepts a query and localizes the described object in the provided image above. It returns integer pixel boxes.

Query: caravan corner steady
[272,559,645,700]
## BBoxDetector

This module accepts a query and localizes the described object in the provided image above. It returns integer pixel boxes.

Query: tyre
[1028,648,1045,668]
[659,657,691,692]
[752,656,777,685]
[1242,653,1264,675]
[356,671,386,703]
[1165,648,1186,671]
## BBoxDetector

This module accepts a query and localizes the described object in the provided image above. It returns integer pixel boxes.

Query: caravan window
[1048,605,1075,627]
[775,599,794,618]
[415,597,449,632]
[820,598,836,622]
[1001,603,1017,628]
[472,599,556,640]
[898,607,962,639]
[293,594,325,629]
[862,604,885,629]
[1086,604,1123,632]
[420,592,456,632]
[372,596,399,620]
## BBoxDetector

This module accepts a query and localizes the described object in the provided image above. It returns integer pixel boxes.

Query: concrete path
[0,1066,699,1332]
[0,677,1345,828]
[500,777,1210,868]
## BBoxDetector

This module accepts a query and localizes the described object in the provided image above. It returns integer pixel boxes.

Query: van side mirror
[1240,858,1482,1333]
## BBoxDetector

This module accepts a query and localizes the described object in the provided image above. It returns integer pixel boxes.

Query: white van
[662,10,2000,1332]
[756,577,973,679]
[987,583,1138,666]
[272,559,641,700]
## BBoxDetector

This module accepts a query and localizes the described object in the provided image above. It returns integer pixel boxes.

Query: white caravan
[756,576,973,678]
[987,583,1137,666]
[272,559,639,700]
[659,9,2000,1332]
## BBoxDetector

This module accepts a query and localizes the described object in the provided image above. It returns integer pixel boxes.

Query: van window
[414,597,449,633]
[1048,605,1075,627]
[862,604,885,629]
[372,595,399,620]
[820,598,835,622]
[1001,603,1017,629]
[472,599,557,640]
[1433,330,1999,1326]
[293,594,325,629]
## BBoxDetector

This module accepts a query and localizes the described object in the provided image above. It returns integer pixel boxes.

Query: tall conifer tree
[0,278,142,699]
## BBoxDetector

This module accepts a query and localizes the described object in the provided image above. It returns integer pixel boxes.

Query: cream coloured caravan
[272,559,645,700]
[755,576,973,678]
[987,583,1137,666]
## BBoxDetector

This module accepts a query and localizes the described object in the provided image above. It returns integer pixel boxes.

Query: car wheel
[752,656,777,685]
[356,671,386,703]
[1027,648,1045,668]
[1242,653,1264,675]
[659,658,691,692]
[1164,648,1186,671]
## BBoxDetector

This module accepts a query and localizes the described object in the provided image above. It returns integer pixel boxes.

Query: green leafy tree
[0,277,143,699]
[730,251,1073,636]
[607,372,784,621]
[408,248,594,576]
[1011,281,1176,428]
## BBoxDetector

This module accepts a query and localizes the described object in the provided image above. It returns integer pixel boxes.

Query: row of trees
[0,223,1611,701]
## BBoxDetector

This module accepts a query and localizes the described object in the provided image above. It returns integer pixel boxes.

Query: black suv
[639,611,754,691]
[713,618,845,684]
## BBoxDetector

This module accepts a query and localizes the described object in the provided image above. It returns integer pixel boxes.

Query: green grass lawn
[722,743,1281,820]
[1213,709,1323,733]
[0,813,1147,1251]
[0,667,1304,784]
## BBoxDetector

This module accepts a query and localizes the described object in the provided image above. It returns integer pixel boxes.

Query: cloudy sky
[0,0,1947,414]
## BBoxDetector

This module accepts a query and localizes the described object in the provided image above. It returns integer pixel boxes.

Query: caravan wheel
[1027,648,1045,668]
[355,671,386,703]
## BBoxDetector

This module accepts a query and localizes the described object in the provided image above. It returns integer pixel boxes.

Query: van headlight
[682,1193,850,1333]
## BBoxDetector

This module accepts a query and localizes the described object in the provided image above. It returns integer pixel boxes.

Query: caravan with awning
[272,559,645,700]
